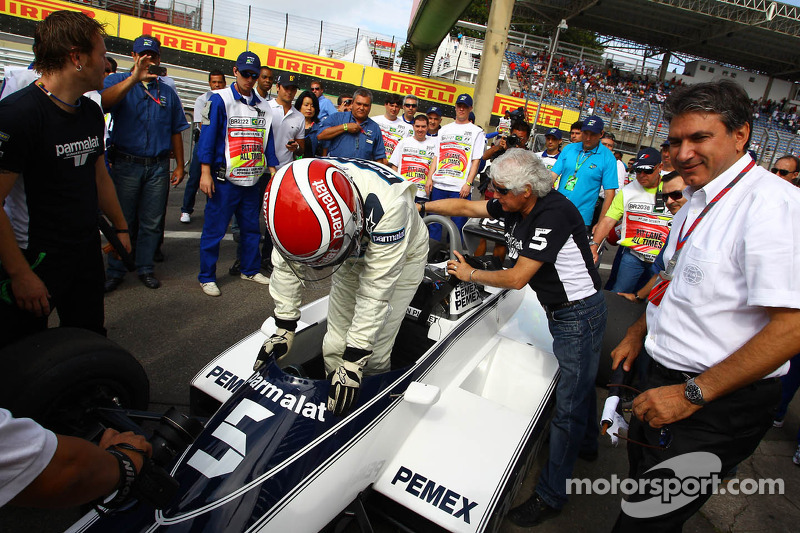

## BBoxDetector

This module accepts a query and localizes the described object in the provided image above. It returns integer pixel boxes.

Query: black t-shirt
[486,191,600,305]
[0,84,104,251]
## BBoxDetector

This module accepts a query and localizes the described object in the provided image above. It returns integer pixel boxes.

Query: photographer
[482,119,531,162]
[1,408,151,508]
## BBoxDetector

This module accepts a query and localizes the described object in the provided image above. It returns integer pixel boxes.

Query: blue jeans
[107,159,170,277]
[611,247,657,294]
[427,187,467,242]
[181,142,202,214]
[536,290,607,509]
[199,179,262,282]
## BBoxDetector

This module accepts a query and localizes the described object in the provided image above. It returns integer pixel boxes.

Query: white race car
[67,217,562,533]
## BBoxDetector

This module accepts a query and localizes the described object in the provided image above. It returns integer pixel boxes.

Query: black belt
[651,359,699,381]
[114,151,169,166]
[543,295,590,313]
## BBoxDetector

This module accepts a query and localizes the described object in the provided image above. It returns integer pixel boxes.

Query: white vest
[618,180,673,262]
[217,88,273,187]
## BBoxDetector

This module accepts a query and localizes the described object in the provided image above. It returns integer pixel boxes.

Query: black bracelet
[419,202,426,218]
[103,448,138,508]
[115,228,129,234]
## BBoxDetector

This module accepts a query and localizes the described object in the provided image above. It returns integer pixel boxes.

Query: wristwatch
[684,377,706,405]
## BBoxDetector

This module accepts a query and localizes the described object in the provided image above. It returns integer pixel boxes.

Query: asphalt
[1,183,799,532]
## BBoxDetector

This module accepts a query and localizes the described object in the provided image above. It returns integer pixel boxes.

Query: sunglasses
[607,384,673,450]
[404,103,418,108]
[311,87,322,91]
[240,71,258,79]
[489,182,511,195]
[634,167,656,175]
[664,190,684,201]
[771,167,794,176]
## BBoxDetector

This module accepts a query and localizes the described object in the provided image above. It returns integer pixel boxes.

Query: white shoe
[201,281,221,296]
[241,272,270,285]
[180,212,191,223]
[774,418,785,428]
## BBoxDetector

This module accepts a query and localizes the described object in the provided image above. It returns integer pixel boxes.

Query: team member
[550,116,618,229]
[591,148,670,293]
[401,94,418,125]
[196,51,278,297]
[610,80,800,531]
[1,408,151,508]
[256,158,428,416]
[428,93,486,241]
[426,106,442,137]
[424,149,606,526]
[0,10,130,347]
[388,114,438,201]
[540,127,561,170]
[102,35,189,291]
[372,93,409,159]
[317,89,386,163]
[269,73,305,167]
[181,69,226,224]
[255,66,273,101]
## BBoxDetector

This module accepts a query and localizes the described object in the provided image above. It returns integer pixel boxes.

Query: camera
[506,134,520,148]
[147,64,167,77]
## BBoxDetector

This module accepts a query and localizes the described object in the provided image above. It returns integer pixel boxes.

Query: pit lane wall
[1,0,578,132]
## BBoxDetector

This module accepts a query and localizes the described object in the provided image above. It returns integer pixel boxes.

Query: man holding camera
[102,35,189,291]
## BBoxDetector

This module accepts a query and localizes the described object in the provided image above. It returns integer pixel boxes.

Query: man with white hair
[423,149,607,526]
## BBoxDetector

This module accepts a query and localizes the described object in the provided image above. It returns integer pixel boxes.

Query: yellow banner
[1,1,576,131]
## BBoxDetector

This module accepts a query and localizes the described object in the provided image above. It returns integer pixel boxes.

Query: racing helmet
[265,159,363,268]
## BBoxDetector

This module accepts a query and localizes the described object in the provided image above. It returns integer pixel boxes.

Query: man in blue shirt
[317,88,387,164]
[550,115,618,230]
[309,79,337,121]
[101,35,189,291]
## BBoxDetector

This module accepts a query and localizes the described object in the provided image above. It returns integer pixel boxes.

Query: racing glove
[253,327,295,371]
[327,347,371,416]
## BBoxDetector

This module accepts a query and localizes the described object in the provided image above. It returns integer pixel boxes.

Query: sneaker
[774,417,785,428]
[200,281,221,296]
[180,212,191,223]
[241,272,270,285]
[507,493,561,527]
[793,445,800,466]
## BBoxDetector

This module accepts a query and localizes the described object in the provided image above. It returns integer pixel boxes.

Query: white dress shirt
[645,154,800,377]
[269,99,306,168]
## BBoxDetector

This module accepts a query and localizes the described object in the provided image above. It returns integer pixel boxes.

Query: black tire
[0,328,149,435]
[597,291,647,388]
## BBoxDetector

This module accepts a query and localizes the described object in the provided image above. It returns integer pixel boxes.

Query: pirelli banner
[2,0,578,131]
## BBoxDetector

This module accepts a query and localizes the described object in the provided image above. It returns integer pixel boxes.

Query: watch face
[685,379,704,405]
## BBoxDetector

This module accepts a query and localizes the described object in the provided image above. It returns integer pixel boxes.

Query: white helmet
[265,159,363,268]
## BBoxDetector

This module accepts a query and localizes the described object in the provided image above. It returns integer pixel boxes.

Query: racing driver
[256,157,428,416]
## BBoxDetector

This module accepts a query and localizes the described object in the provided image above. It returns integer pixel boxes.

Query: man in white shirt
[609,80,800,532]
[428,93,485,241]
[269,73,305,168]
[388,114,437,201]
[372,93,410,159]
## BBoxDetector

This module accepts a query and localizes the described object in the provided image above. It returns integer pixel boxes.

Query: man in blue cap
[550,115,618,233]
[591,147,670,293]
[426,106,442,137]
[428,93,485,241]
[540,127,562,170]
[102,35,189,291]
[195,51,279,297]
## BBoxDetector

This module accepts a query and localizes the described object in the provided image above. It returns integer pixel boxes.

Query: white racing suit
[269,158,429,375]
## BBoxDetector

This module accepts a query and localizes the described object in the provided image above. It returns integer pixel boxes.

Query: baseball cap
[456,93,473,107]
[660,139,670,148]
[427,106,442,117]
[581,115,604,134]
[235,51,261,76]
[275,73,299,87]
[545,127,562,140]
[633,147,662,171]
[133,36,160,55]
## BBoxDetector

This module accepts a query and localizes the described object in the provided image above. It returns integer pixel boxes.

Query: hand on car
[327,348,370,416]
[254,328,295,371]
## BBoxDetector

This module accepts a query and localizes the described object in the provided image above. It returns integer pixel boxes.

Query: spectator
[181,69,226,224]
[106,56,117,74]
[195,51,277,297]
[295,90,321,158]
[102,35,188,291]
[659,140,673,173]
[426,106,442,137]
[255,66,273,101]
[610,80,800,532]
[372,93,408,159]
[0,10,130,347]
[550,116,618,230]
[771,154,800,183]
[591,148,670,293]
[428,93,486,241]
[269,73,305,168]
[310,79,337,121]
[317,88,386,163]
[337,94,352,112]
[569,120,582,143]
[601,132,628,189]
[388,114,438,202]
[401,94,418,125]
[424,149,606,527]
[482,119,530,163]
[539,127,561,170]
[1,408,152,509]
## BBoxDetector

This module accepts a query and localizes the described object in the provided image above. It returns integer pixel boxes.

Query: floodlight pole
[533,19,568,132]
